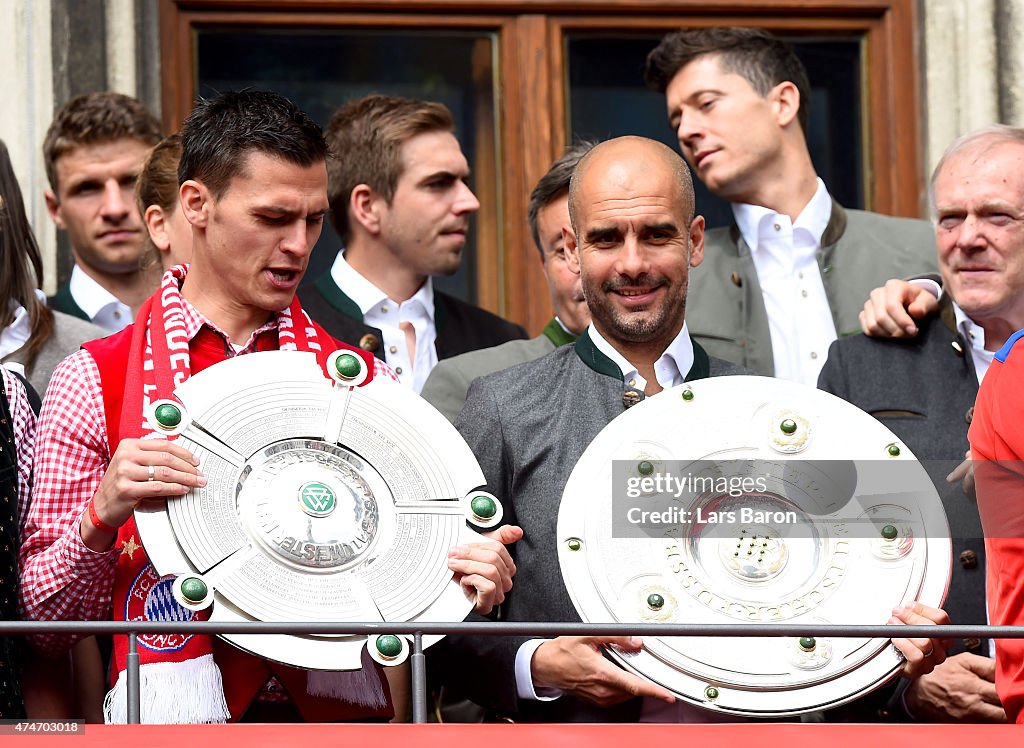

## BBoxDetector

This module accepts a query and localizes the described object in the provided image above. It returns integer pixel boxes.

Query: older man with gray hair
[819,124,1024,722]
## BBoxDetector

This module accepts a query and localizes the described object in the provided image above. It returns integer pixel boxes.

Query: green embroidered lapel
[542,318,578,348]
[574,332,621,380]
[575,331,710,381]
[50,284,90,322]
[313,272,363,322]
[686,340,710,381]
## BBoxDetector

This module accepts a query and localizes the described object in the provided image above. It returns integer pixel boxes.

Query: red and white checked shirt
[19,300,396,654]
[2,368,36,535]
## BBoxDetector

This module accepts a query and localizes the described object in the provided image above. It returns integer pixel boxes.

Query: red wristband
[87,498,118,535]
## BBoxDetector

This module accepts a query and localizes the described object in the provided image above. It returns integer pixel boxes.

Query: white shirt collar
[587,321,695,391]
[329,250,437,393]
[68,265,131,332]
[952,300,995,384]
[0,289,47,361]
[733,178,832,254]
[329,250,435,321]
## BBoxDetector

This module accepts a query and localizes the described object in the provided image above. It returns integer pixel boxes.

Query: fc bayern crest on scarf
[124,564,209,654]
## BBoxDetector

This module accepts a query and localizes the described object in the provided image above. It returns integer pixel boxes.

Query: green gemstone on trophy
[704,686,719,700]
[154,403,182,429]
[637,460,654,476]
[681,389,694,401]
[376,635,403,659]
[780,418,798,434]
[567,538,582,551]
[887,443,901,457]
[335,353,362,380]
[180,576,207,604]
[881,524,898,541]
[470,495,497,520]
[646,593,665,610]
[798,636,816,651]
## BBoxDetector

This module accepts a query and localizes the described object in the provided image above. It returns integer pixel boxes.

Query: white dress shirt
[68,265,132,333]
[0,290,48,372]
[329,252,437,393]
[952,302,995,384]
[587,321,694,391]
[733,178,835,386]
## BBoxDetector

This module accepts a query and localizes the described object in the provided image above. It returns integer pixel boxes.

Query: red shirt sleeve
[970,338,1024,723]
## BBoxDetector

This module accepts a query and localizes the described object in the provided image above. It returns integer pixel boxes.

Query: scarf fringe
[104,654,231,724]
[306,666,386,709]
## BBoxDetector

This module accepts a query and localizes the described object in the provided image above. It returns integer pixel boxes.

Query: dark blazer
[47,284,90,323]
[818,297,988,659]
[299,272,527,361]
[437,335,746,722]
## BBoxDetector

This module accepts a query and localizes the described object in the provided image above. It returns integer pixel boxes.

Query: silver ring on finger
[147,465,156,482]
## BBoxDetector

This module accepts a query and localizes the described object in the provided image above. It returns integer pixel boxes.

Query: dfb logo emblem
[299,481,337,517]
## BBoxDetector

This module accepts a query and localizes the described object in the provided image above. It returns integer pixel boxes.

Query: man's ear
[179,180,210,229]
[144,205,171,252]
[689,214,706,269]
[44,190,65,228]
[349,184,384,235]
[564,225,582,275]
[771,81,801,130]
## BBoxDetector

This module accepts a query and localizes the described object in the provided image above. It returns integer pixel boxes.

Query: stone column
[996,0,1024,124]
[921,0,1024,182]
[0,0,57,291]
[921,0,1000,181]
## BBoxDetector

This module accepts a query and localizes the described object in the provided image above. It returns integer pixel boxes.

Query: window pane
[196,28,499,302]
[566,33,862,229]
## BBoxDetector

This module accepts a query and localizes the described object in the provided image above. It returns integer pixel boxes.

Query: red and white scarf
[104,265,384,723]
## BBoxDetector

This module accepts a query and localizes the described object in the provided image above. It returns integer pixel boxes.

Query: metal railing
[2,620,1021,724]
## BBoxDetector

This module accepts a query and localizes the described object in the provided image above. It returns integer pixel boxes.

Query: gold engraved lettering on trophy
[664,540,848,621]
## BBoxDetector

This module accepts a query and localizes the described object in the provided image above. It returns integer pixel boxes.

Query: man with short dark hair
[300,94,526,393]
[644,28,935,385]
[420,142,593,422]
[43,92,163,332]
[20,90,516,724]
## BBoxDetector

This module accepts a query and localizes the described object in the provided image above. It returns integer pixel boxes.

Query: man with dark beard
[437,136,741,721]
[436,136,948,722]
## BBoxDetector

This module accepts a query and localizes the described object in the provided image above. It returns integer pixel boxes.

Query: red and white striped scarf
[105,265,383,723]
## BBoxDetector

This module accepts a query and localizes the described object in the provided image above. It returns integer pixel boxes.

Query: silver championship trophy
[558,376,951,716]
[135,349,502,670]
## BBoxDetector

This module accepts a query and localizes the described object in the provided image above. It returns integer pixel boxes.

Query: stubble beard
[584,273,688,344]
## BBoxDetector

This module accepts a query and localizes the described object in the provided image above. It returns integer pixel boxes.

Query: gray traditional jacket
[420,318,575,423]
[436,333,745,722]
[688,201,936,376]
[3,311,106,396]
